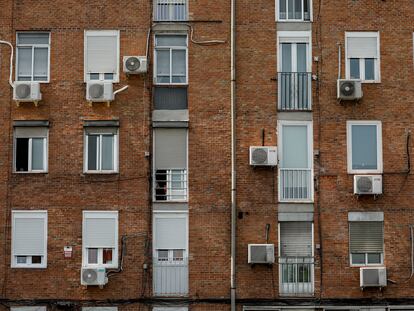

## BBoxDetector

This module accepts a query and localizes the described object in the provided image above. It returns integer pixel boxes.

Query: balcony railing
[154,0,188,21]
[278,72,312,111]
[153,258,188,296]
[279,168,312,201]
[279,257,314,296]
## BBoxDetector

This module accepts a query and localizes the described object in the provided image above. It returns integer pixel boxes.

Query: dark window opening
[16,138,29,171]
[155,169,167,200]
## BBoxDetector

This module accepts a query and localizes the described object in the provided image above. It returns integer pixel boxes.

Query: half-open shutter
[85,31,119,73]
[349,221,383,253]
[347,35,378,59]
[154,128,187,169]
[154,215,187,249]
[83,211,118,248]
[13,211,47,256]
[280,222,312,257]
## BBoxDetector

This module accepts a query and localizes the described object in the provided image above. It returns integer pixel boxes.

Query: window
[154,0,188,21]
[347,121,382,174]
[83,211,118,268]
[16,32,50,82]
[84,127,119,173]
[277,0,311,21]
[154,128,188,201]
[11,211,47,268]
[155,35,188,84]
[84,30,120,82]
[345,32,380,82]
[82,308,118,311]
[278,121,313,202]
[349,219,384,266]
[14,126,48,173]
[153,308,188,311]
[11,308,47,311]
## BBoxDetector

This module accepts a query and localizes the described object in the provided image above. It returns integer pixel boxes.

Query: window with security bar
[153,128,188,202]
[154,0,188,21]
[349,221,384,266]
[277,0,311,21]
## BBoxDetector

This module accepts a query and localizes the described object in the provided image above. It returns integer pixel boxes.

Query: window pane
[282,125,308,168]
[87,135,98,171]
[103,248,113,264]
[157,49,170,78]
[17,47,32,79]
[350,58,360,79]
[279,0,287,19]
[351,125,378,170]
[172,50,186,77]
[18,33,49,44]
[156,35,186,47]
[365,58,375,80]
[351,253,366,265]
[155,169,167,200]
[173,249,184,261]
[294,0,302,19]
[33,47,48,80]
[31,138,45,170]
[101,135,114,170]
[288,0,294,19]
[31,256,42,264]
[297,43,307,72]
[367,253,381,264]
[304,0,310,20]
[281,43,292,72]
[89,73,99,80]
[88,248,98,264]
[16,138,29,172]
[158,249,169,261]
[171,169,183,189]
[16,256,27,264]
[104,73,114,80]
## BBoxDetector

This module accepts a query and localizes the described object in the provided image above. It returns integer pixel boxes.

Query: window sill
[276,20,312,23]
[11,265,47,269]
[350,264,384,268]
[13,171,48,174]
[83,171,119,175]
[348,171,383,175]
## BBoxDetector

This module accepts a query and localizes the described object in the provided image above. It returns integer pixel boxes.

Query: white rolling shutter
[154,128,187,169]
[154,214,187,249]
[347,34,378,59]
[82,308,118,311]
[11,307,47,311]
[15,127,48,138]
[85,30,119,73]
[280,222,312,257]
[12,211,47,256]
[83,211,118,248]
[349,221,383,253]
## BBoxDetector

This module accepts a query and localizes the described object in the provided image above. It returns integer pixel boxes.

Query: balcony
[154,0,188,21]
[279,257,314,296]
[278,72,312,111]
[153,257,188,296]
[279,168,312,202]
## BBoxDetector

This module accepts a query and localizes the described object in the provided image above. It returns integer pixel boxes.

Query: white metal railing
[279,257,314,296]
[279,168,312,201]
[154,169,187,201]
[153,257,188,296]
[154,0,188,21]
[278,72,312,111]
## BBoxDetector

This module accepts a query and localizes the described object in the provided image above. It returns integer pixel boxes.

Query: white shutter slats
[86,31,118,74]
[13,212,47,256]
[349,221,383,253]
[83,212,118,248]
[280,222,312,257]
[155,216,187,249]
[347,36,378,59]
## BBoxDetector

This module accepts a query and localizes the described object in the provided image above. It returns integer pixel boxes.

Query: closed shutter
[347,35,378,58]
[83,212,118,248]
[13,211,47,256]
[154,128,187,169]
[83,308,118,311]
[154,215,187,249]
[11,307,47,311]
[85,31,119,73]
[349,221,383,253]
[85,127,118,135]
[15,127,48,138]
[280,222,312,257]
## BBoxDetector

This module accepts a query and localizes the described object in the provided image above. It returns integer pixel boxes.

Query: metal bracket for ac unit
[87,101,112,107]
[15,100,40,107]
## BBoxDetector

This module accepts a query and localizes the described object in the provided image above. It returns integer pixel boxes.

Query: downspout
[230,0,236,308]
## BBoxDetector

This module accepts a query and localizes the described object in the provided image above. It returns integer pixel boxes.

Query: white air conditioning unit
[81,267,107,286]
[354,175,382,195]
[123,56,148,74]
[86,82,114,103]
[360,267,387,288]
[337,79,363,100]
[248,244,275,264]
[249,146,277,166]
[13,81,42,104]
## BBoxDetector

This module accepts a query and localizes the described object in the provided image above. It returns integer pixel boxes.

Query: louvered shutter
[347,35,378,58]
[154,215,187,249]
[280,222,312,257]
[154,128,187,169]
[83,212,118,248]
[13,211,47,256]
[349,221,383,253]
[85,31,119,73]
[15,127,48,138]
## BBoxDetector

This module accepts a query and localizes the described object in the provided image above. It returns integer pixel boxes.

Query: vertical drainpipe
[230,0,237,308]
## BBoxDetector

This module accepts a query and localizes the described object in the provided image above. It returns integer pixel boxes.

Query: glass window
[351,253,365,265]
[282,125,309,169]
[16,32,50,82]
[155,35,187,84]
[88,248,98,264]
[365,58,375,81]
[350,58,360,79]
[349,221,384,266]
[14,130,47,173]
[279,0,311,21]
[85,131,118,173]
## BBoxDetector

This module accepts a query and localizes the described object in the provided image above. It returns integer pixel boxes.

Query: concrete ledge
[83,120,119,127]
[278,203,314,213]
[152,23,189,33]
[13,120,49,127]
[153,109,189,122]
[348,212,383,222]
[153,202,188,211]
[278,212,313,222]
[277,22,312,31]
[277,112,312,121]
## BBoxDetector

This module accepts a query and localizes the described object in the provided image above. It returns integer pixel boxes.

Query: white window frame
[82,308,118,311]
[83,129,119,174]
[345,32,381,83]
[153,308,188,311]
[11,210,48,269]
[16,32,51,83]
[277,31,312,73]
[346,120,383,174]
[349,222,384,267]
[11,307,47,311]
[84,30,120,83]
[82,211,119,269]
[154,34,188,85]
[276,0,313,22]
[277,120,314,203]
[13,129,48,173]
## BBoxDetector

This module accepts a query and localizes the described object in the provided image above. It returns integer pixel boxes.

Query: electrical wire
[185,23,226,45]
